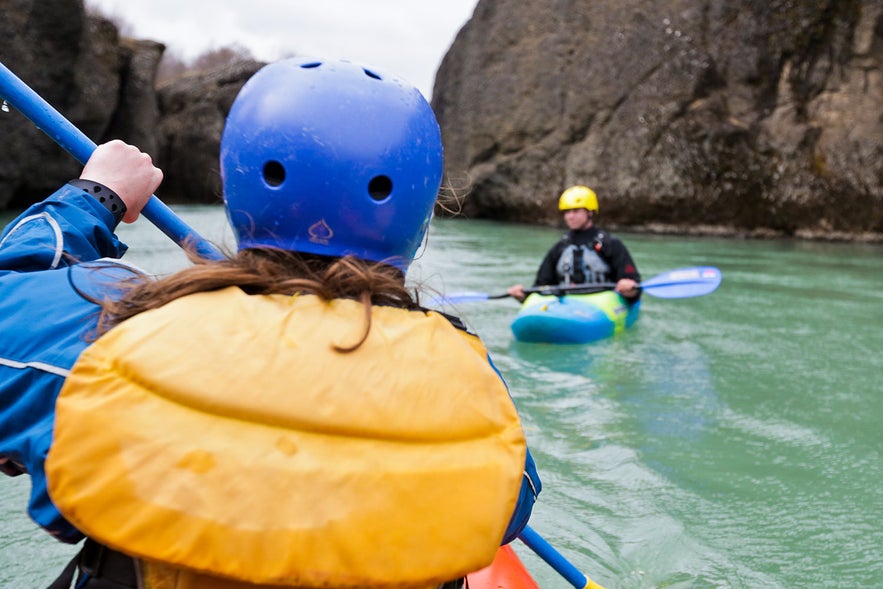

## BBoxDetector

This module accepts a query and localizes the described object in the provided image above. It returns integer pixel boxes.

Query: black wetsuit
[533,226,640,298]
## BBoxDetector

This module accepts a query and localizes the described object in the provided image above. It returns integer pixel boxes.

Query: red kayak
[467,545,539,589]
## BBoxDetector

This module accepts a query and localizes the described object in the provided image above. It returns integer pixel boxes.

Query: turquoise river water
[1,207,880,588]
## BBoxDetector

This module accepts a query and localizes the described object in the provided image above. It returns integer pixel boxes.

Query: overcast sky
[84,0,478,98]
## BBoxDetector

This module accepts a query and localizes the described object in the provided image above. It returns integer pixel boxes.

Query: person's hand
[79,140,163,223]
[615,278,639,299]
[507,284,526,302]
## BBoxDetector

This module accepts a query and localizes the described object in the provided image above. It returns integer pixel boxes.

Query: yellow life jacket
[46,288,527,588]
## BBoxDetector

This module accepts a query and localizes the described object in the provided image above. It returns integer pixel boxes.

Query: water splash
[1,100,9,113]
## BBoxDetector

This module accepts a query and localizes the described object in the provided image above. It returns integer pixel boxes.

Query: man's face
[563,208,592,230]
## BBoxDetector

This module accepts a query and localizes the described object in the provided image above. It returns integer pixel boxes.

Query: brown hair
[95,248,421,352]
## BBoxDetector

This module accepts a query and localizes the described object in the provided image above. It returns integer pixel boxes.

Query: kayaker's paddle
[436,266,722,304]
[519,525,608,589]
[0,60,223,260]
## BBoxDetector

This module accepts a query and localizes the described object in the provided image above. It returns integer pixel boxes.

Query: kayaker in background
[0,58,540,589]
[507,185,641,301]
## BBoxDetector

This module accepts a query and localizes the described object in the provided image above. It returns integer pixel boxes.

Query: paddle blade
[641,266,722,298]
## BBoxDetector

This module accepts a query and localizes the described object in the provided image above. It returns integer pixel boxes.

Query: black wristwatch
[68,178,128,227]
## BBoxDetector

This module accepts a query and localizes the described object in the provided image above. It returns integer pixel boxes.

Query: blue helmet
[220,57,443,271]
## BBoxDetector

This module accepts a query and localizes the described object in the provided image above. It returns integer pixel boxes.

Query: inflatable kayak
[467,545,540,589]
[510,289,640,344]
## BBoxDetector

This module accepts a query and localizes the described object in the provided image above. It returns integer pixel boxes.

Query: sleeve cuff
[67,179,127,227]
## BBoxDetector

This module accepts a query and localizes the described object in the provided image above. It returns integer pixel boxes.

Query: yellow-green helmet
[558,185,599,212]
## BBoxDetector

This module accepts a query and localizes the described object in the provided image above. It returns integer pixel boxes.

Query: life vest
[555,232,611,285]
[46,288,527,588]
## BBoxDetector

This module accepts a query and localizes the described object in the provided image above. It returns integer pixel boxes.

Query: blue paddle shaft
[519,525,596,589]
[0,60,222,260]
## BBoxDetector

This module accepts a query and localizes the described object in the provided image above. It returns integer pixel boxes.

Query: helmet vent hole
[368,175,393,201]
[263,161,286,187]
[362,68,382,81]
[301,62,322,69]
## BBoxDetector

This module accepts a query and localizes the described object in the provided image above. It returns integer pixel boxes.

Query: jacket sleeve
[604,236,640,282]
[0,183,127,272]
[0,182,129,543]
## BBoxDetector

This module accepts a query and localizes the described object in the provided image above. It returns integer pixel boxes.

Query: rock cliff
[156,60,263,205]
[0,0,125,210]
[433,0,883,240]
[0,0,260,211]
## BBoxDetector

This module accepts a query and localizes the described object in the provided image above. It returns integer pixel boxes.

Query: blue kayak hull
[510,290,640,344]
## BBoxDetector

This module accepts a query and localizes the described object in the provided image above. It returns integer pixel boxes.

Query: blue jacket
[0,184,139,542]
[0,184,540,546]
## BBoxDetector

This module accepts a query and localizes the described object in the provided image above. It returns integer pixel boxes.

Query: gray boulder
[0,0,122,210]
[0,0,250,212]
[433,0,883,241]
[156,60,263,204]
